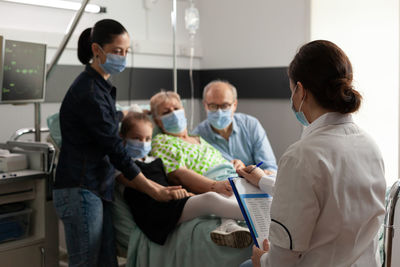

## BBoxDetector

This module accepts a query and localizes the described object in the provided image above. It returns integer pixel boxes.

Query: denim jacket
[54,65,140,201]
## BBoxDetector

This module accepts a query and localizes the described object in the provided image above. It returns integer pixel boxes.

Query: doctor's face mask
[97,45,127,75]
[290,84,310,126]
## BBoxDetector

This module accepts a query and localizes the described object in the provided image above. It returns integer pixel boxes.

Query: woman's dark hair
[288,40,362,114]
[120,112,153,138]
[78,19,128,65]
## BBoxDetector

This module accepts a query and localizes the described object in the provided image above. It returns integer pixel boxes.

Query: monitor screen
[0,36,46,103]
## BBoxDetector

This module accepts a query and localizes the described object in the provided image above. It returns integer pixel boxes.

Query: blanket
[112,162,251,267]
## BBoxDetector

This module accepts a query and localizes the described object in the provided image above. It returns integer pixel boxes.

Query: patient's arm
[167,167,233,196]
[231,159,245,170]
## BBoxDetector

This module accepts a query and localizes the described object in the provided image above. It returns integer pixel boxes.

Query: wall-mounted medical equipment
[0,36,46,104]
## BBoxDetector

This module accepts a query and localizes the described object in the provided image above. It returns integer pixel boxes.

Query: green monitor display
[0,36,46,103]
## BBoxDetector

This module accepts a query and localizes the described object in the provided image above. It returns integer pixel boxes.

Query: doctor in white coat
[238,40,386,267]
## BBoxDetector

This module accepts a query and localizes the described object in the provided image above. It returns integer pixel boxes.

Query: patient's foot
[210,219,252,249]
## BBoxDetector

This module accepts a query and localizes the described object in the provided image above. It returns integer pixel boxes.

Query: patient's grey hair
[150,90,182,117]
[202,80,238,101]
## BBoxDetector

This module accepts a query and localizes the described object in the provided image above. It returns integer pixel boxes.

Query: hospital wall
[0,0,309,160]
[310,0,400,185]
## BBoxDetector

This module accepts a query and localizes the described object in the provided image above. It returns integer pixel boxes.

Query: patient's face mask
[290,84,310,126]
[160,109,187,134]
[97,45,126,75]
[207,108,233,130]
[125,139,152,159]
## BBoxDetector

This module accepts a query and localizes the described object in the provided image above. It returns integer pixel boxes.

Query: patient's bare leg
[178,192,243,223]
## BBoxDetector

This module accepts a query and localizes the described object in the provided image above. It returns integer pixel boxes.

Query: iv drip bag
[185,5,199,35]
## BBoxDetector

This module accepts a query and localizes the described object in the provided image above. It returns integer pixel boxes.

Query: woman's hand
[237,165,265,188]
[151,185,183,202]
[231,159,246,170]
[211,180,233,196]
[251,239,270,267]
[170,188,192,199]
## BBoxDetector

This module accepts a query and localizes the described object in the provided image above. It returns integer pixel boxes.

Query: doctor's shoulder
[279,137,324,166]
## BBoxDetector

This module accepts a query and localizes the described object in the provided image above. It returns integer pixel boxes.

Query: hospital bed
[383,180,400,267]
[113,187,251,267]
[46,111,252,267]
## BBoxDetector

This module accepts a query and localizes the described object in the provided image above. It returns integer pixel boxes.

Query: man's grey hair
[202,80,238,101]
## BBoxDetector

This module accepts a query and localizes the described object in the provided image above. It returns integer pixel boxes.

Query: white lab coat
[261,112,386,267]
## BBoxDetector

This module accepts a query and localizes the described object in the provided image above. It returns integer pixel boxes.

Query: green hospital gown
[151,134,228,174]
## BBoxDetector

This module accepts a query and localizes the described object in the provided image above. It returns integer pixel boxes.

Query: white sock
[178,192,243,223]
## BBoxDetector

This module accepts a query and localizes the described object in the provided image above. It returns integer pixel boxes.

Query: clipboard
[229,177,272,248]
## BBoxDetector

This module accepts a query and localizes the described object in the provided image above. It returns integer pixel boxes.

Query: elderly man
[193,80,277,173]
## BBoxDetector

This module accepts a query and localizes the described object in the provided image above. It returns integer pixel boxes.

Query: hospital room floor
[58,220,127,267]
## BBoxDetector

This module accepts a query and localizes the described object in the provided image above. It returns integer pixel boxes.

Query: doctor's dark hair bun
[288,40,362,114]
[77,19,128,65]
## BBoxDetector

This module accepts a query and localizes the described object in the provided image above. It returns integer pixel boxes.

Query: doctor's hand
[251,239,270,267]
[236,165,265,188]
[231,159,246,170]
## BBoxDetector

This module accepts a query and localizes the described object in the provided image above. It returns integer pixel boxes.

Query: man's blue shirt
[192,113,277,171]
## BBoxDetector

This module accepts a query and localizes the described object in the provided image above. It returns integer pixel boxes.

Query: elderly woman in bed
[150,91,234,196]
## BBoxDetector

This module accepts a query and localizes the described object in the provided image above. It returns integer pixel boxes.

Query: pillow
[47,113,62,148]
[46,103,151,148]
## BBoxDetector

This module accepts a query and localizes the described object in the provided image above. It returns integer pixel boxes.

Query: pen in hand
[249,161,264,173]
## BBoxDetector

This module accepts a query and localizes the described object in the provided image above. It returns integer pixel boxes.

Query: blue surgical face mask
[160,109,187,134]
[97,45,126,75]
[290,84,310,126]
[207,109,232,130]
[125,139,152,159]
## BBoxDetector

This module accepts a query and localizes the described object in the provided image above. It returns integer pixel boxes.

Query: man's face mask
[207,108,233,130]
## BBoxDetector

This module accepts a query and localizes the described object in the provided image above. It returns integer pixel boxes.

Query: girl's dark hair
[288,40,362,114]
[77,19,128,65]
[120,112,153,138]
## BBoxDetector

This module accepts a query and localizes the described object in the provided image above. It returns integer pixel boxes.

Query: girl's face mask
[125,139,152,159]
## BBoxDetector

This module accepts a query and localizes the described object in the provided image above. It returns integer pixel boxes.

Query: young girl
[116,112,252,248]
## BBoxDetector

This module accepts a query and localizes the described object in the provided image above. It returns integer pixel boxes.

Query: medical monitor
[0,36,46,103]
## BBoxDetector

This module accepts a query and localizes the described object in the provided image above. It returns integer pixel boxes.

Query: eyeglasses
[206,103,233,112]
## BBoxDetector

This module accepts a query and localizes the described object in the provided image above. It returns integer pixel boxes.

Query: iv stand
[172,0,177,93]
[33,0,90,142]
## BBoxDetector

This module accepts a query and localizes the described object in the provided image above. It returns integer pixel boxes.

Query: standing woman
[238,40,386,267]
[53,19,177,267]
